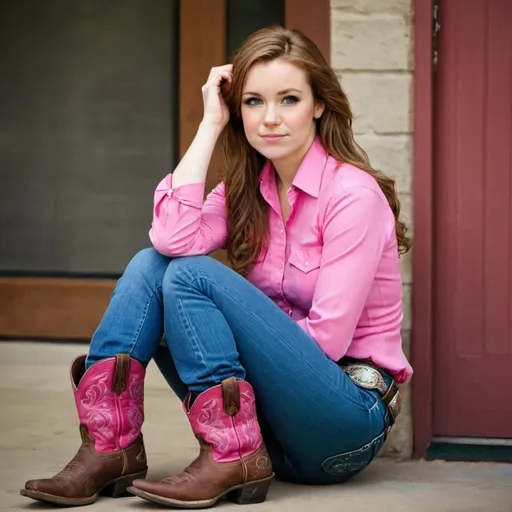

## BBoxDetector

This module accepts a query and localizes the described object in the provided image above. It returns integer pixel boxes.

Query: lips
[260,134,286,141]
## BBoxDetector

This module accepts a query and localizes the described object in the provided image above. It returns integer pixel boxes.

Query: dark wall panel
[226,0,285,59]
[0,0,178,274]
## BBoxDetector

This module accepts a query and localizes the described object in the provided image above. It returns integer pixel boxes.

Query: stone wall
[330,0,414,458]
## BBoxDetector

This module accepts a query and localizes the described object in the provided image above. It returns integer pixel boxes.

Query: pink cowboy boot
[129,376,274,508]
[21,354,148,506]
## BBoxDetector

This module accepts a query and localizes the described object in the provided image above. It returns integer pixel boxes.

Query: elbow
[299,319,346,362]
[323,344,345,363]
[149,227,181,257]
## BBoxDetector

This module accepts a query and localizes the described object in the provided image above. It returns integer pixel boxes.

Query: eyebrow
[242,88,303,96]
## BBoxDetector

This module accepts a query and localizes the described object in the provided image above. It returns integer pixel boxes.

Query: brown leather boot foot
[129,377,274,509]
[21,467,148,506]
[20,354,148,506]
[128,473,273,509]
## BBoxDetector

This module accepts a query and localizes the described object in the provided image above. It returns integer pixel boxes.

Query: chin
[250,141,294,161]
[257,148,292,161]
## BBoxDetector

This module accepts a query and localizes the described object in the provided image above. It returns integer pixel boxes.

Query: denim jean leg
[86,248,172,369]
[162,259,246,392]
[161,255,388,484]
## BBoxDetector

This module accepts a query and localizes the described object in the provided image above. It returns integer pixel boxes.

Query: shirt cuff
[154,174,206,209]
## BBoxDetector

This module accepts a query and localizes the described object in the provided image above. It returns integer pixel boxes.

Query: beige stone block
[356,134,412,193]
[401,327,411,359]
[395,191,412,236]
[331,11,412,70]
[331,0,412,18]
[399,249,412,285]
[339,72,412,134]
[401,283,412,331]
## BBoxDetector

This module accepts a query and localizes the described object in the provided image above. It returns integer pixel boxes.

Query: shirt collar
[259,136,328,199]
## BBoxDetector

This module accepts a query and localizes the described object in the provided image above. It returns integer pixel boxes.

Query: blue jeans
[87,248,392,484]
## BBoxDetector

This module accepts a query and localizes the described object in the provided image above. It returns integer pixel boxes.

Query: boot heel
[101,469,148,498]
[227,477,273,505]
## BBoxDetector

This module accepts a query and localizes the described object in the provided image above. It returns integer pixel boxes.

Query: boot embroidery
[124,373,144,446]
[235,390,262,453]
[195,398,239,460]
[55,461,87,479]
[80,372,115,446]
[189,383,263,463]
[256,455,270,469]
[136,444,146,463]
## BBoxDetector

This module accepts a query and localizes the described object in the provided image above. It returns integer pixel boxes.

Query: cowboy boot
[21,353,148,506]
[128,376,274,508]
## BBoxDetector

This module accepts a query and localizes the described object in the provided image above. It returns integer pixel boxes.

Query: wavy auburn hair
[222,26,411,275]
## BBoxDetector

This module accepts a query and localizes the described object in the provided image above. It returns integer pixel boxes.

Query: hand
[201,64,232,129]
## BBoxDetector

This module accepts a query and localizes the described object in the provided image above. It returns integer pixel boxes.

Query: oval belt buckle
[343,365,387,394]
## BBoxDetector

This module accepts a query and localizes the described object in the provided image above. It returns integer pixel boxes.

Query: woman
[21,25,412,508]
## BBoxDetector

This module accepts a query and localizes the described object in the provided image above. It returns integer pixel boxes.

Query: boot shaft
[185,377,263,463]
[71,354,145,453]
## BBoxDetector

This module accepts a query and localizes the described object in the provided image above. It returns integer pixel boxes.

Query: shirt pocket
[289,245,323,274]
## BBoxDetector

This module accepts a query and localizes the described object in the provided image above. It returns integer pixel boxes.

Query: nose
[263,104,280,126]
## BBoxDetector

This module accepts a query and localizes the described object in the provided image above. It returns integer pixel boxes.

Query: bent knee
[124,247,171,279]
[162,255,214,287]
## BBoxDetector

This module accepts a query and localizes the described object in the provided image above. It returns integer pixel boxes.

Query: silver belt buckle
[341,364,387,395]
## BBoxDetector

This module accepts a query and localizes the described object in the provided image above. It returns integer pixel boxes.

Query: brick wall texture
[330,0,414,458]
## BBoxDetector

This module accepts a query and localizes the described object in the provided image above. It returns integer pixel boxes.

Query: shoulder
[320,159,394,227]
[335,159,385,192]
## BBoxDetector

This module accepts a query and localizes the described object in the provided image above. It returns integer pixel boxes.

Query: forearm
[171,121,223,188]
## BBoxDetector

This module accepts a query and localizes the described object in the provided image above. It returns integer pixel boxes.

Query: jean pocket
[320,428,388,478]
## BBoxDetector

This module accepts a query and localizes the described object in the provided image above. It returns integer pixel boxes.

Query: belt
[338,362,402,425]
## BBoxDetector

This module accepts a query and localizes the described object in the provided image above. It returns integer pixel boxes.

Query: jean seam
[174,290,218,385]
[186,268,377,412]
[127,285,161,361]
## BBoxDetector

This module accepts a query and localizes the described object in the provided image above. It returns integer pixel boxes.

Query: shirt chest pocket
[288,245,323,274]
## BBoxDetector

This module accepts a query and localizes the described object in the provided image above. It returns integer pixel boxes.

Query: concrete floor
[1,341,511,512]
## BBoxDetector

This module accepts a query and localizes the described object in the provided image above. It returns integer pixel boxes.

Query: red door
[433,0,512,438]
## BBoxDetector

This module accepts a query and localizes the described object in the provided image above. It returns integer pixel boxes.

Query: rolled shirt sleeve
[149,174,228,257]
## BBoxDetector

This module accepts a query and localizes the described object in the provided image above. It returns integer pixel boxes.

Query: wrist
[199,118,225,138]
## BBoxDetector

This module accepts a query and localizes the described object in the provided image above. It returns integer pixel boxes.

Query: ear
[313,100,325,119]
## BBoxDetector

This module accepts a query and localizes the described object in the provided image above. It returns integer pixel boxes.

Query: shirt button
[280,229,284,235]
[279,264,283,270]
[304,261,309,267]
[167,189,174,198]
[288,309,293,316]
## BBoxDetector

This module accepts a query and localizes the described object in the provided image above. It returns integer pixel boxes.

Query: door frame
[0,0,330,341]
[411,0,434,458]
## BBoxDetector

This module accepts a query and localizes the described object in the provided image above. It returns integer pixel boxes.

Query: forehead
[243,59,309,92]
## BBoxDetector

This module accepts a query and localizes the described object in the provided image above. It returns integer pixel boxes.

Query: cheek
[241,109,260,136]
[285,105,316,131]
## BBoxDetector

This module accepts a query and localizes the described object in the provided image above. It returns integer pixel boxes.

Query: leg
[162,256,389,483]
[86,247,172,368]
[21,248,176,506]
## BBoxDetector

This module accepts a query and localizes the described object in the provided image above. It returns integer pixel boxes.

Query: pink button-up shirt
[150,137,413,383]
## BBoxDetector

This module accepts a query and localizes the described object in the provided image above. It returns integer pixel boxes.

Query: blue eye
[244,97,263,106]
[282,95,299,104]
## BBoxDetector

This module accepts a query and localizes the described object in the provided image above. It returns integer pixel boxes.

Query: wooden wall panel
[285,0,330,62]
[0,278,113,340]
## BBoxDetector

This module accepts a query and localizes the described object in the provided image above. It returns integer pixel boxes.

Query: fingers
[203,65,233,91]
[206,64,233,82]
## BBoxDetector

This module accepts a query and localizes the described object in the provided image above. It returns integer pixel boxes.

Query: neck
[272,133,316,191]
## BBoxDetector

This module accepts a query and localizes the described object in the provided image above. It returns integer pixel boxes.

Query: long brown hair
[222,26,411,275]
